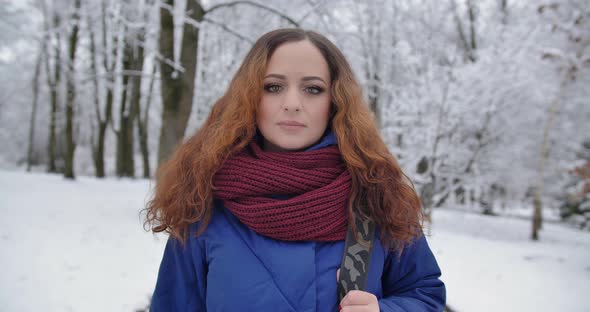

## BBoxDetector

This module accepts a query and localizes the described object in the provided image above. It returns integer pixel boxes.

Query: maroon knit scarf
[213,141,350,241]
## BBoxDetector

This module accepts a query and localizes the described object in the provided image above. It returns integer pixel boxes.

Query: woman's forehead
[265,41,329,81]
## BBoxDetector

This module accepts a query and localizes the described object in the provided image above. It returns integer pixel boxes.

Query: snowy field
[0,169,589,312]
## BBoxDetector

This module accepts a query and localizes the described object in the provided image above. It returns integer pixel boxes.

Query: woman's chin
[265,139,311,152]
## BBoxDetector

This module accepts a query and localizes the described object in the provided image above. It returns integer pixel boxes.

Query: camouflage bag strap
[337,211,376,301]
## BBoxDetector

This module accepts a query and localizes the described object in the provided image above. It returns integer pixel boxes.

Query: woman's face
[257,40,332,152]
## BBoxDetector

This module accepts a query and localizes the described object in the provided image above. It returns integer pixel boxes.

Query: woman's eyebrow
[264,73,327,84]
[264,73,286,80]
[302,76,327,84]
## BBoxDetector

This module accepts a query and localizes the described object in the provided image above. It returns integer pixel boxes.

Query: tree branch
[298,0,328,24]
[205,1,300,27]
[202,16,253,43]
[451,0,475,62]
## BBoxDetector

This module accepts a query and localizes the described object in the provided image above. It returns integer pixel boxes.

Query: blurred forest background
[0,0,588,239]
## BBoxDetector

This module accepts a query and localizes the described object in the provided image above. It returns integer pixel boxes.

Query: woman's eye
[264,84,282,93]
[305,86,324,95]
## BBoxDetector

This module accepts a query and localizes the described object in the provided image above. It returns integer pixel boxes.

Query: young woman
[146,28,446,312]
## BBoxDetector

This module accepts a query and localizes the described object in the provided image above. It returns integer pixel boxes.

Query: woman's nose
[282,89,302,112]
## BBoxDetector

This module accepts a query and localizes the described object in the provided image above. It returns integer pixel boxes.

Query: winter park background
[0,0,589,311]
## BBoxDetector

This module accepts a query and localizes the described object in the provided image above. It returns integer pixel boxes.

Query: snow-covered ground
[0,169,165,312]
[428,209,590,312]
[0,169,589,312]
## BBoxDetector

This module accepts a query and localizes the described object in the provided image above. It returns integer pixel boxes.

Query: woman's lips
[278,120,305,126]
[277,121,306,131]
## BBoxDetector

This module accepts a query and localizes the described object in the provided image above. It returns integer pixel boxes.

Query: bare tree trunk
[116,37,134,177]
[63,0,81,180]
[27,41,44,172]
[88,15,105,178]
[91,0,117,178]
[467,0,477,52]
[363,5,382,128]
[117,34,144,177]
[531,192,543,240]
[46,13,61,174]
[368,72,381,128]
[97,86,113,177]
[136,0,157,179]
[421,76,451,224]
[531,67,572,240]
[126,57,143,178]
[452,0,477,62]
[138,60,156,179]
[157,0,204,165]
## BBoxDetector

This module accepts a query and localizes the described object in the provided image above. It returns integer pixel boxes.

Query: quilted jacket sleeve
[378,235,446,311]
[150,231,207,312]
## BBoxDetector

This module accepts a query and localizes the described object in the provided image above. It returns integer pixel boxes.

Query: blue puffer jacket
[150,133,446,312]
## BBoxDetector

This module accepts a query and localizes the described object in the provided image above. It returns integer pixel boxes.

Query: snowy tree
[0,0,588,237]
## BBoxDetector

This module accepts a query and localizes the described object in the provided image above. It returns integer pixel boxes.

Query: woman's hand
[337,269,379,311]
[339,290,379,311]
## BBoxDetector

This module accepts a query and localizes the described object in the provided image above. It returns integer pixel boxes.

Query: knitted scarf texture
[213,141,351,241]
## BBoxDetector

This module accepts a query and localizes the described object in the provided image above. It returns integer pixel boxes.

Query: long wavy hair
[144,28,423,252]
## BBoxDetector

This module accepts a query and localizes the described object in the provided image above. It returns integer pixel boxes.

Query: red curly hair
[144,28,423,252]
